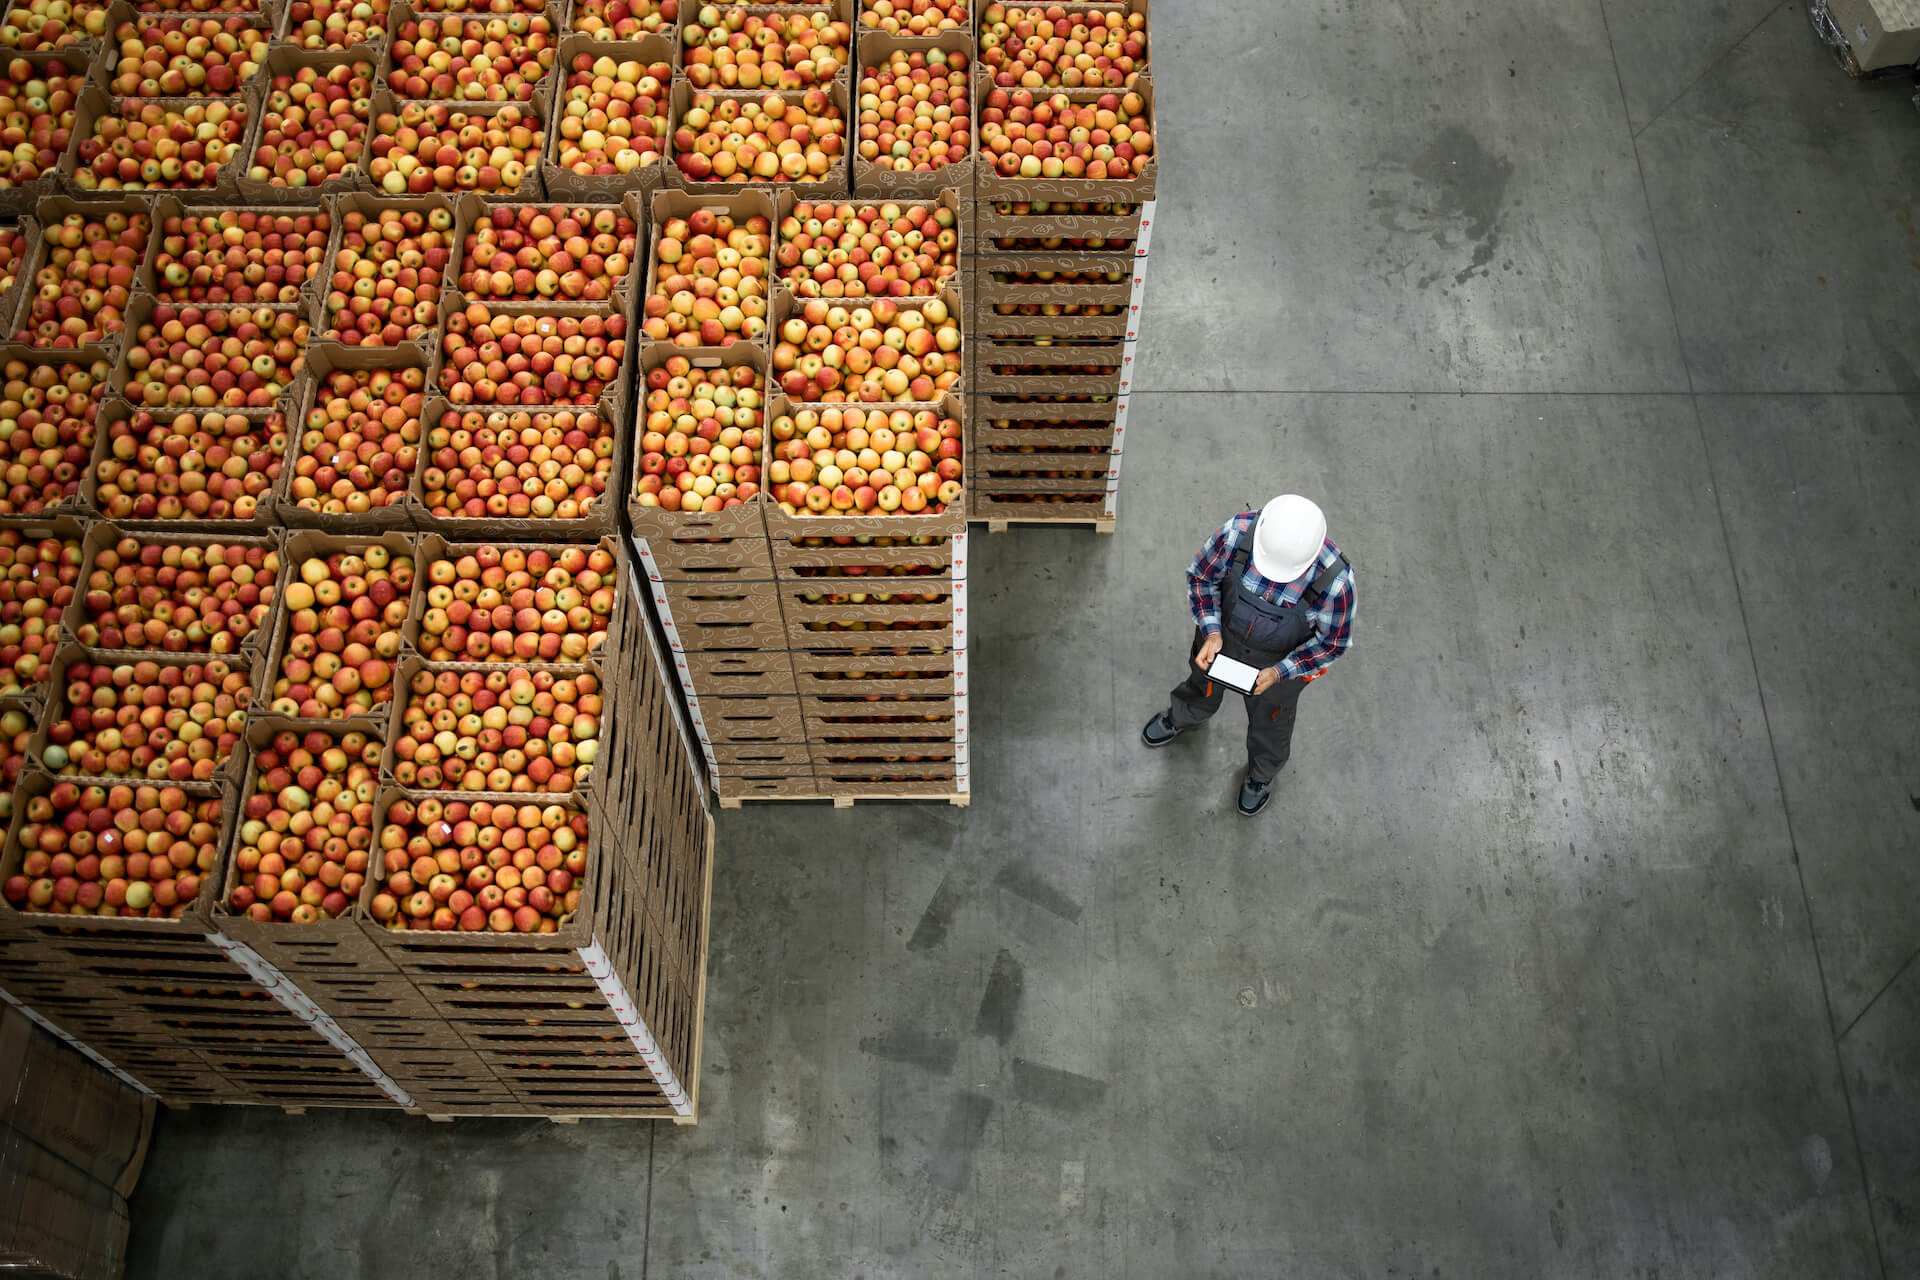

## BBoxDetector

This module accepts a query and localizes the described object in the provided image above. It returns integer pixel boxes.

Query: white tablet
[1207,653,1262,694]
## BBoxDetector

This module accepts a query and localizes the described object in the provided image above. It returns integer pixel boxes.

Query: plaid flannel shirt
[1187,511,1356,681]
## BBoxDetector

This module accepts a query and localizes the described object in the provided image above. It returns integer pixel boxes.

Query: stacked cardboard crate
[968,0,1154,529]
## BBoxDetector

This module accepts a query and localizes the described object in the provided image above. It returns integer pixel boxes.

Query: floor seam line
[1628,0,1791,140]
[1836,941,1920,1042]
[641,1123,655,1280]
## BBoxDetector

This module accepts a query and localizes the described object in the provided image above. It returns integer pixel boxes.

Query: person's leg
[1243,677,1306,781]
[1166,628,1228,729]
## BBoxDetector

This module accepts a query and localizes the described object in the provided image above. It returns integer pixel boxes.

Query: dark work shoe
[1141,713,1182,747]
[1237,775,1272,816]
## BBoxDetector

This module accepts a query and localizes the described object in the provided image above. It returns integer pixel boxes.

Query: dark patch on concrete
[923,1094,993,1192]
[993,862,1082,923]
[1366,124,1515,289]
[1010,1059,1108,1112]
[907,873,963,952]
[859,1028,958,1075]
[973,949,1024,1044]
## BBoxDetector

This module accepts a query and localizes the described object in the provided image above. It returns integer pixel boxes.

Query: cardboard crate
[61,88,254,200]
[970,450,1118,490]
[971,416,1120,454]
[25,644,254,786]
[801,697,960,744]
[974,196,1155,255]
[777,578,958,650]
[0,347,115,524]
[446,189,649,320]
[637,187,777,349]
[766,286,964,401]
[110,292,311,416]
[666,78,849,201]
[629,342,768,535]
[789,645,956,698]
[690,695,807,744]
[139,194,330,309]
[970,487,1111,522]
[275,342,430,531]
[7,195,158,352]
[57,520,279,661]
[95,9,278,97]
[649,579,790,653]
[971,299,1128,340]
[972,340,1126,397]
[713,769,819,801]
[672,646,796,697]
[253,528,419,724]
[0,1003,156,1197]
[412,396,624,539]
[541,34,677,202]
[772,186,967,300]
[380,1,564,103]
[0,52,89,215]
[770,530,960,578]
[974,74,1156,204]
[80,394,292,535]
[760,391,967,540]
[234,44,385,203]
[851,30,975,200]
[972,249,1133,307]
[1824,0,1920,69]
[432,293,635,419]
[313,190,457,360]
[404,532,622,663]
[367,93,552,202]
[972,392,1119,422]
[0,1127,135,1280]
[0,513,87,704]
[710,740,811,766]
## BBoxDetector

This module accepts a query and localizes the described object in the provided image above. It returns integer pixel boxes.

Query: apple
[1,781,223,917]
[777,200,959,299]
[978,4,1147,89]
[265,544,414,720]
[322,205,451,348]
[0,226,17,301]
[14,207,150,349]
[108,16,267,96]
[390,666,601,790]
[571,0,673,39]
[554,52,671,178]
[419,405,614,521]
[93,406,286,523]
[768,403,961,516]
[288,364,424,516]
[859,0,967,35]
[417,544,617,663]
[74,535,277,654]
[857,47,969,173]
[226,726,378,923]
[386,12,555,102]
[0,357,107,514]
[672,88,844,183]
[632,357,761,512]
[643,208,769,346]
[681,5,849,89]
[0,58,80,188]
[439,303,627,406]
[0,526,82,698]
[372,797,589,932]
[72,98,249,190]
[282,0,391,48]
[770,295,961,402]
[0,0,112,49]
[40,656,250,780]
[122,303,306,410]
[979,88,1153,179]
[457,203,638,304]
[365,100,541,194]
[0,706,32,821]
[246,59,373,189]
[152,209,328,306]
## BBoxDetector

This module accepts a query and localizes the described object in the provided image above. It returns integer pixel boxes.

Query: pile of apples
[2,781,222,916]
[0,0,112,49]
[367,101,541,194]
[772,296,961,402]
[246,60,374,190]
[419,406,614,521]
[0,708,30,821]
[288,364,424,516]
[570,0,673,39]
[768,403,961,516]
[681,6,850,89]
[92,407,286,523]
[860,0,967,35]
[457,204,639,304]
[225,726,378,923]
[388,666,601,792]
[386,12,556,102]
[72,99,249,190]
[857,47,969,174]
[0,227,16,300]
[281,0,390,47]
[0,526,81,699]
[777,200,959,299]
[0,357,106,515]
[673,89,844,183]
[13,208,149,349]
[643,206,769,347]
[418,544,617,663]
[109,16,267,95]
[978,4,1146,89]
[152,209,329,306]
[74,536,277,654]
[985,198,1142,252]
[39,656,251,781]
[554,52,671,178]
[0,59,80,189]
[633,359,762,513]
[439,305,628,406]
[980,88,1152,180]
[264,544,413,720]
[371,795,589,933]
[121,304,308,411]
[322,206,450,348]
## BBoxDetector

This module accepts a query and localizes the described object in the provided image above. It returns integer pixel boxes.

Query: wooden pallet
[717,791,970,810]
[976,516,1115,534]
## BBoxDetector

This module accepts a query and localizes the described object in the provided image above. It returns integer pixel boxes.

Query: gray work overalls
[1166,538,1345,782]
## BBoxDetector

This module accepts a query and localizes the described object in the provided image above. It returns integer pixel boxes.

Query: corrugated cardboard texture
[0,1130,131,1280]
[1827,0,1920,66]
[0,1005,156,1198]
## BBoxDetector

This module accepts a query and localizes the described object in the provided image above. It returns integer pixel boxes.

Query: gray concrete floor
[127,3,1920,1277]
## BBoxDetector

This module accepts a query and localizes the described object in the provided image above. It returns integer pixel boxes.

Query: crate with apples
[976,1,1148,91]
[113,295,311,413]
[768,288,963,406]
[858,0,968,38]
[629,344,764,522]
[761,392,966,537]
[144,198,331,308]
[0,516,84,710]
[255,529,416,725]
[971,334,1124,396]
[102,13,271,98]
[975,196,1154,256]
[449,192,647,314]
[382,4,561,105]
[773,190,965,300]
[668,80,849,198]
[64,87,253,194]
[413,400,622,538]
[974,80,1155,202]
[317,192,456,356]
[679,0,853,93]
[851,31,973,199]
[542,34,675,200]
[569,0,678,41]
[234,47,380,202]
[640,187,773,350]
[280,0,393,51]
[84,399,290,529]
[0,0,113,55]
[0,53,84,213]
[8,196,154,353]
[27,644,255,783]
[62,522,279,659]
[365,96,548,199]
[405,534,621,664]
[276,344,427,529]
[0,351,112,519]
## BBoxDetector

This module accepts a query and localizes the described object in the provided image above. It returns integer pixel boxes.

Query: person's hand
[1196,633,1222,671]
[1253,666,1281,694]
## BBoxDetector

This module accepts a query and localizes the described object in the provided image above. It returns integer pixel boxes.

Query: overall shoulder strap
[1307,554,1349,605]
[1226,516,1256,580]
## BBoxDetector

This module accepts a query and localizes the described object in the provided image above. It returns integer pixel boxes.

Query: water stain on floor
[1368,125,1517,288]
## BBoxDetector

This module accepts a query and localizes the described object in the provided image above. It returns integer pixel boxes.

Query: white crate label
[1133,201,1156,256]
[631,535,665,582]
[579,941,692,1115]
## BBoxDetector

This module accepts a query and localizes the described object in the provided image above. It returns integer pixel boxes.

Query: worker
[1141,495,1356,816]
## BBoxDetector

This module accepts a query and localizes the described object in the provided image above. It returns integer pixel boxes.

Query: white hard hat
[1252,495,1326,583]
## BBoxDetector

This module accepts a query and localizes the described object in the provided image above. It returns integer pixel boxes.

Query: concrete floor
[127,3,1920,1277]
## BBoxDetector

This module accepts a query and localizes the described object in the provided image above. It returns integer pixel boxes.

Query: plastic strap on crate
[578,940,692,1117]
[0,986,155,1096]
[207,932,415,1109]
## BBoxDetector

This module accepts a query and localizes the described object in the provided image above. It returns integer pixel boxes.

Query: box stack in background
[968,0,1154,530]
